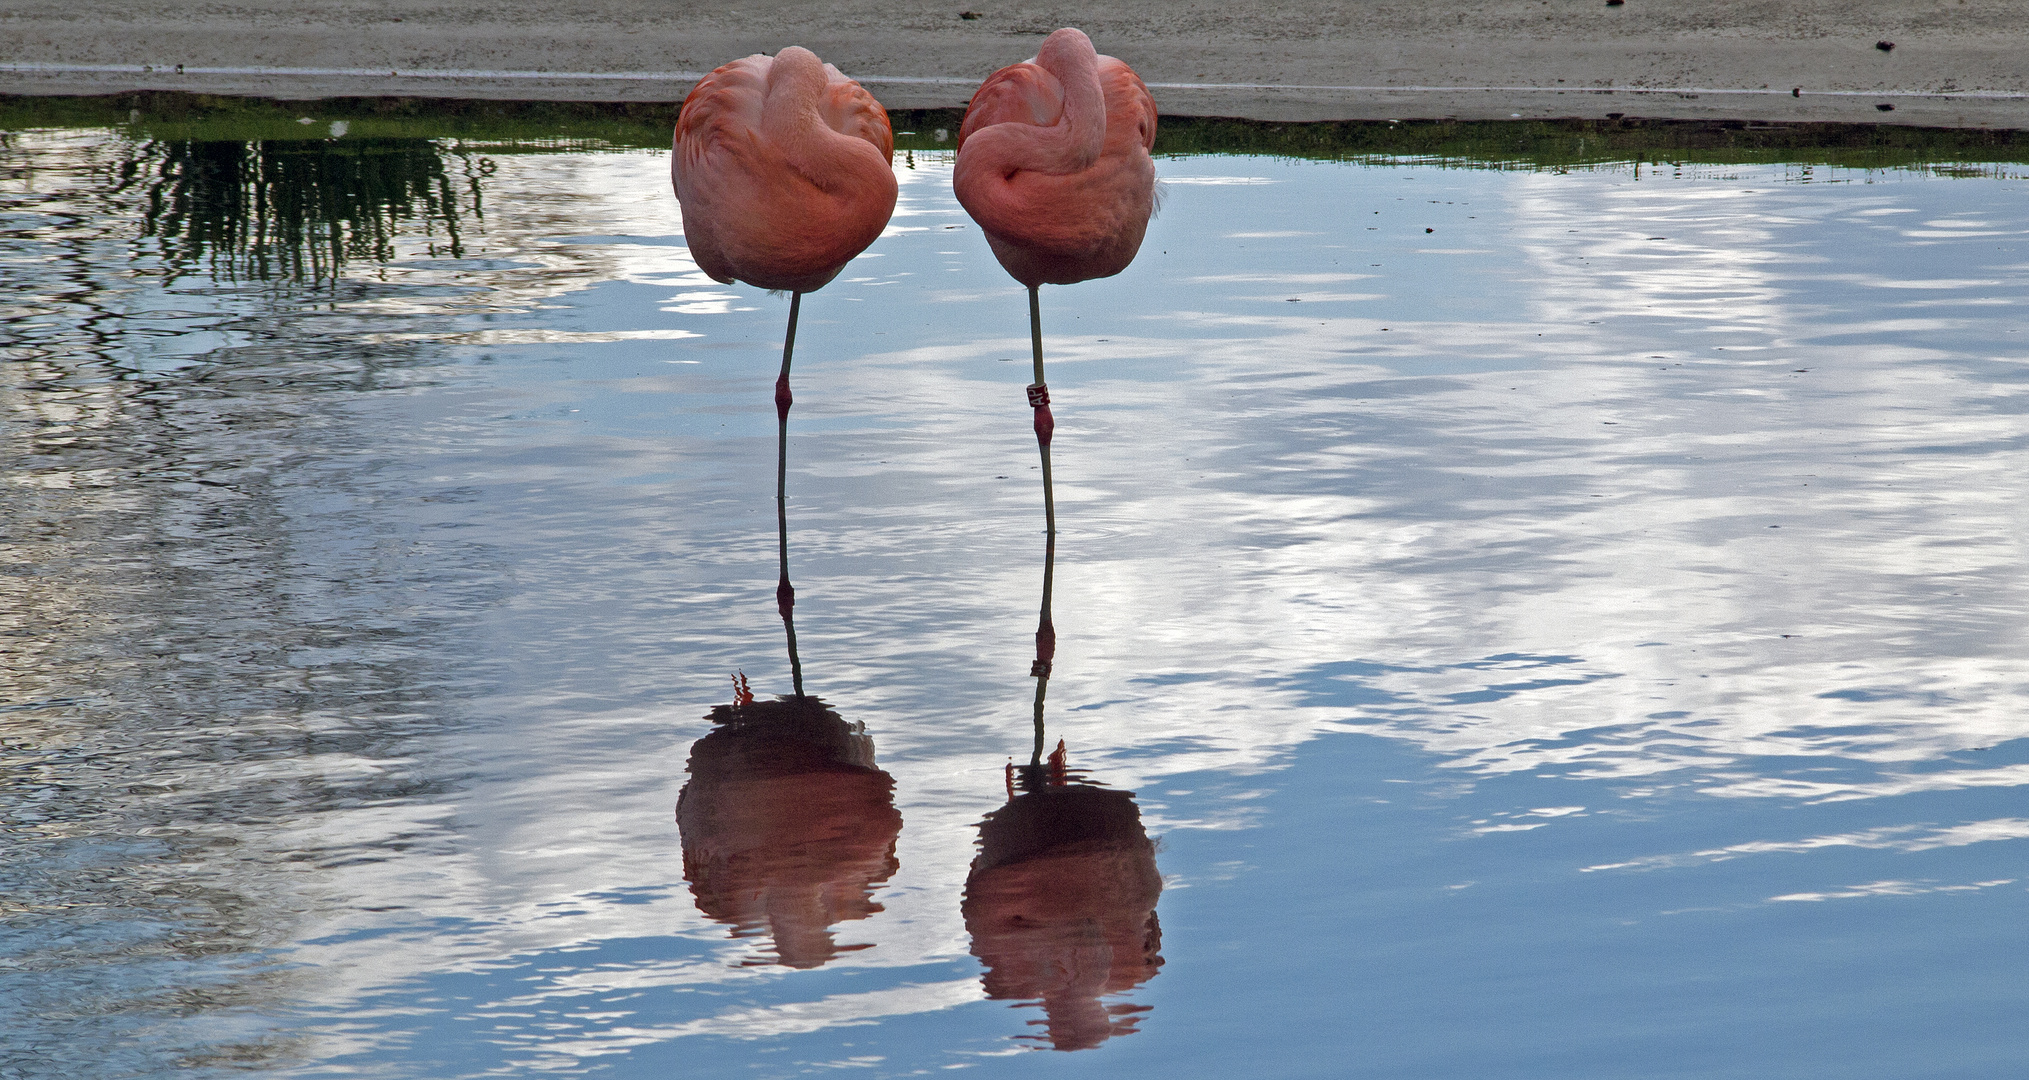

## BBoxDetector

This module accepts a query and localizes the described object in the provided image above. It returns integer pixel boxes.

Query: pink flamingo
[953,28,1157,541]
[954,27,1156,673]
[673,47,898,641]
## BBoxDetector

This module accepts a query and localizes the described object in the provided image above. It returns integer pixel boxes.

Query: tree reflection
[0,128,500,1069]
[132,137,485,284]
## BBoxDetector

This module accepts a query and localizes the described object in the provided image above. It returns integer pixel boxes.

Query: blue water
[2,128,2027,1078]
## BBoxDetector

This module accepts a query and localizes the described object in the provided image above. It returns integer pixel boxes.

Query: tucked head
[1034,27,1098,74]
[759,46,829,122]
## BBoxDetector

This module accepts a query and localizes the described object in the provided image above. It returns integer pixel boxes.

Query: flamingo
[672,46,898,622]
[966,738,1163,1049]
[676,366,905,971]
[953,28,1158,546]
[677,694,902,969]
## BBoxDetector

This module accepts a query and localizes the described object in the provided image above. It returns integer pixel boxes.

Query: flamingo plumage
[672,47,897,621]
[954,28,1157,289]
[673,46,897,293]
[953,28,1158,543]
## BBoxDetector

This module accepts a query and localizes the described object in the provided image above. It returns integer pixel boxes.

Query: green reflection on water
[4,91,2025,172]
[3,91,2021,287]
[134,137,481,283]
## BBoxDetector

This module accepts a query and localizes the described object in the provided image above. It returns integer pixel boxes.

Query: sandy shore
[4,0,2026,126]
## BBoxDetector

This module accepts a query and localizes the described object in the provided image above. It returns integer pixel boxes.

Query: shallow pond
[3,119,2028,1078]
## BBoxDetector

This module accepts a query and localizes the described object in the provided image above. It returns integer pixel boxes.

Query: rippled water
[3,124,2028,1078]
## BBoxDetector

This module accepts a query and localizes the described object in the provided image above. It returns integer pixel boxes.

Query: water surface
[3,123,2027,1078]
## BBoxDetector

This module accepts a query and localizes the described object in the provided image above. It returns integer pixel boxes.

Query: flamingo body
[954,29,1157,287]
[673,47,898,293]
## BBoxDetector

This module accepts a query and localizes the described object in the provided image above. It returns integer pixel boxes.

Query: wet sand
[3,1,2025,125]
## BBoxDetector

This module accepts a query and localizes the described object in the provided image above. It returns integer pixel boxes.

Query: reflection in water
[134,137,484,283]
[0,127,519,1074]
[673,381,902,968]
[962,471,1163,1049]
[7,120,2027,1075]
[676,695,902,969]
[963,746,1164,1049]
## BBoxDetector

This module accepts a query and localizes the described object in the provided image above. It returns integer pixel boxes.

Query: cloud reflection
[8,127,2029,1072]
[1585,817,2029,872]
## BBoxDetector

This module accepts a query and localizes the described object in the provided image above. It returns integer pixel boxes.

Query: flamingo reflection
[960,476,1163,1048]
[677,694,902,968]
[674,386,901,969]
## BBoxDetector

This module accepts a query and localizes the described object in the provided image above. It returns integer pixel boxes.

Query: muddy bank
[3,0,2025,126]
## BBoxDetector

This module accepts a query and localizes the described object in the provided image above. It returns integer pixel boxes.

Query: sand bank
[3,0,2026,126]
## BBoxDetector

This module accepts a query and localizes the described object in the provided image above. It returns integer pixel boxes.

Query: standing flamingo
[673,47,898,635]
[963,741,1164,1050]
[953,28,1158,552]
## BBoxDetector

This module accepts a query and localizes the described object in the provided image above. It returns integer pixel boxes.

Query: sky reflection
[2,127,2026,1077]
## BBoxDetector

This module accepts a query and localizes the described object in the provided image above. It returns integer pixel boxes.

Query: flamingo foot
[1045,738,1069,785]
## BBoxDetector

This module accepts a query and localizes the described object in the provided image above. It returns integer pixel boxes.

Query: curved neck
[761,48,856,189]
[760,48,826,135]
[1029,30,1106,173]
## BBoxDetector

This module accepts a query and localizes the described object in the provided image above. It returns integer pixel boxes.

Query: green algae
[3,92,2024,174]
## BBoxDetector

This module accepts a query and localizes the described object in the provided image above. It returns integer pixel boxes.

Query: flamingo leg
[775,291,805,698]
[1027,285,1057,766]
[1030,524,1056,767]
[1027,285,1057,541]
